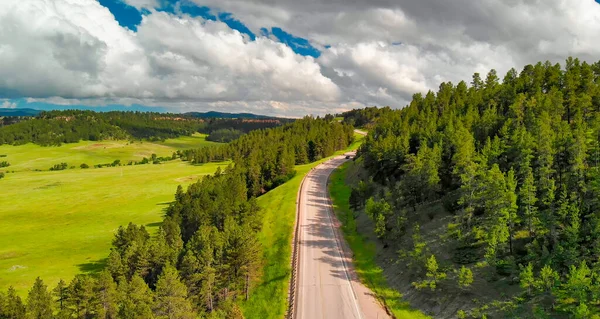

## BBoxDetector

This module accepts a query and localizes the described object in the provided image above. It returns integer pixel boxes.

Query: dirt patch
[73,142,123,150]
[174,175,199,183]
[0,251,27,261]
[7,265,26,272]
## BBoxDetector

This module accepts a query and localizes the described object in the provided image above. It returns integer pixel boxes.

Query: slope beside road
[293,153,390,319]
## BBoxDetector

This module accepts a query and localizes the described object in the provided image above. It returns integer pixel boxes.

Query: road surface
[295,153,390,319]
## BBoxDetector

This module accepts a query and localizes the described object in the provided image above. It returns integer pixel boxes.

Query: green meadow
[0,133,217,172]
[0,134,226,294]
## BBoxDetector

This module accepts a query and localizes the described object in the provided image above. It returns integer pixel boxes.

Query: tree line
[0,111,287,146]
[339,106,394,129]
[0,117,353,318]
[205,129,244,143]
[181,117,355,197]
[353,58,600,317]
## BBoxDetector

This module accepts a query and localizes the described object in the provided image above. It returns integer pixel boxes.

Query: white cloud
[122,0,159,10]
[2,0,600,115]
[1,100,17,109]
[0,0,339,115]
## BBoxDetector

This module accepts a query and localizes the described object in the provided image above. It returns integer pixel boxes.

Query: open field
[0,133,217,172]
[241,132,365,319]
[329,162,429,319]
[0,134,227,294]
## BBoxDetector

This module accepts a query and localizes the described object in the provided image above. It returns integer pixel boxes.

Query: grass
[0,134,227,295]
[329,162,430,319]
[0,133,217,172]
[241,132,365,319]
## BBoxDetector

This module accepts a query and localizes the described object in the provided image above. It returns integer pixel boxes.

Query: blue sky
[98,0,318,55]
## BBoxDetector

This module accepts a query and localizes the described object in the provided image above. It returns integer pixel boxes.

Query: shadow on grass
[156,202,171,206]
[257,273,288,288]
[78,258,108,274]
[146,221,163,228]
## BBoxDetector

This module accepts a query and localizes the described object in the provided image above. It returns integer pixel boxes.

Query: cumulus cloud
[0,0,339,115]
[2,0,600,115]
[192,0,600,108]
[123,0,159,10]
[1,100,17,109]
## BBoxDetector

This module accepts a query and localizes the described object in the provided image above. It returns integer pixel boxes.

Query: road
[295,152,390,319]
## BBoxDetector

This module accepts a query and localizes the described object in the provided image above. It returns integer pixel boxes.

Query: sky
[1,0,600,117]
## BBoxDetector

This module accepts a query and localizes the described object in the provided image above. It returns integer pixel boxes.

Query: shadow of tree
[146,221,163,228]
[77,257,108,274]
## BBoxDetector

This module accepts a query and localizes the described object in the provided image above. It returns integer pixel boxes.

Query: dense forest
[339,106,394,129]
[349,58,600,318]
[0,111,287,146]
[181,117,354,196]
[205,129,244,143]
[0,117,353,319]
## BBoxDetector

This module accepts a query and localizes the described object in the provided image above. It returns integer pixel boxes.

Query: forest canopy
[353,58,600,318]
[0,110,288,146]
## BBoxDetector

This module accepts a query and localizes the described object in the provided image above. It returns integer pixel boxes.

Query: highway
[295,153,390,319]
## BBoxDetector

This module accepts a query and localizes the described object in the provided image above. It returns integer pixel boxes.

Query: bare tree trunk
[245,274,250,301]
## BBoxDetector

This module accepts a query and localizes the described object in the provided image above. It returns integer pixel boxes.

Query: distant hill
[0,108,274,119]
[0,108,40,117]
[184,111,273,119]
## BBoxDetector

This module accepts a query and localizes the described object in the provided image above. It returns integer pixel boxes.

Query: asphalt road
[295,153,390,319]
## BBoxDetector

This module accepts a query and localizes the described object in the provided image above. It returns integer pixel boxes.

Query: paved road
[295,153,390,319]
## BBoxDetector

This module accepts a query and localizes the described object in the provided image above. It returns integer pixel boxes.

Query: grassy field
[241,132,365,319]
[0,133,217,172]
[0,134,226,294]
[329,162,430,319]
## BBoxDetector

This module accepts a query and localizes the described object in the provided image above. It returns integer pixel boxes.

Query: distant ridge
[0,108,277,119]
[0,108,276,119]
[184,111,273,119]
[0,108,41,117]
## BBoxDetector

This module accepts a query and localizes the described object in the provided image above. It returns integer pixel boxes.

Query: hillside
[185,111,273,119]
[343,58,600,318]
[0,108,40,117]
[0,110,287,146]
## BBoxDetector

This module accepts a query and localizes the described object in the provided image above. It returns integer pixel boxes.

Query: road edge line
[286,166,311,319]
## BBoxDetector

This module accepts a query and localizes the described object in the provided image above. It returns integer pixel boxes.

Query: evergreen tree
[26,277,53,319]
[53,279,69,318]
[118,275,154,319]
[153,264,194,319]
[95,270,118,319]
[4,286,26,319]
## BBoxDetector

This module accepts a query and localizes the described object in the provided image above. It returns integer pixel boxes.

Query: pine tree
[412,255,446,291]
[520,263,535,296]
[53,279,69,318]
[118,275,154,319]
[95,270,118,319]
[26,277,53,319]
[66,275,96,319]
[153,264,194,319]
[5,286,26,319]
[520,167,539,238]
[535,265,559,293]
[458,266,473,289]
